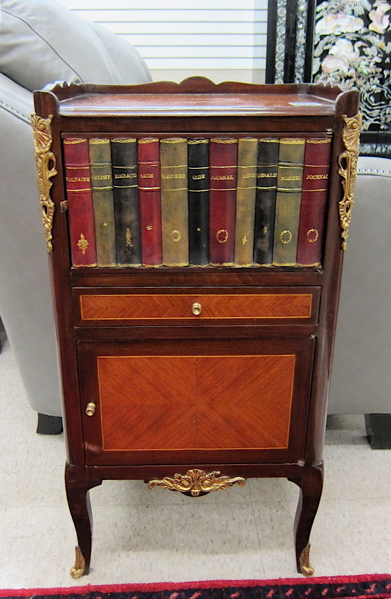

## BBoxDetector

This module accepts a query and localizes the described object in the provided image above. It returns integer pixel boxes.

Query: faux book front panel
[78,337,315,465]
[62,134,331,270]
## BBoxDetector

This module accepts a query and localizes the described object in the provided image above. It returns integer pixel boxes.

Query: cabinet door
[78,336,315,466]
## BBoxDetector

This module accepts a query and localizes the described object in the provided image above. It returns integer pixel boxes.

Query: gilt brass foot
[299,543,314,576]
[70,546,86,579]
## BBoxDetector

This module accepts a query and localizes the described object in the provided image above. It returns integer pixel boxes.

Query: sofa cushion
[0,0,151,92]
[87,21,152,85]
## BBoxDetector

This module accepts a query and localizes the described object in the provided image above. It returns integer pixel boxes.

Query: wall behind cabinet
[57,0,268,83]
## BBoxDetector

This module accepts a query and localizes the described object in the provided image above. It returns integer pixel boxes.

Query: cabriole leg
[65,464,100,578]
[291,463,324,576]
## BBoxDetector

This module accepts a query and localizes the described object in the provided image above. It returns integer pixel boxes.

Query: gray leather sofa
[0,0,151,431]
[328,156,391,448]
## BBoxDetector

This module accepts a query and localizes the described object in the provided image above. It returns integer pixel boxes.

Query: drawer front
[76,287,320,325]
[78,336,315,466]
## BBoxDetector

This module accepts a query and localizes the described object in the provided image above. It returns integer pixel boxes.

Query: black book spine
[253,139,279,265]
[111,139,141,265]
[188,139,209,266]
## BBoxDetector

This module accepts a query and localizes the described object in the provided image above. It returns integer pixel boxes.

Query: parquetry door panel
[79,337,315,466]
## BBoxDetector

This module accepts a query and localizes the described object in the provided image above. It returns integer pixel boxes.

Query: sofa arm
[329,156,391,417]
[0,73,62,416]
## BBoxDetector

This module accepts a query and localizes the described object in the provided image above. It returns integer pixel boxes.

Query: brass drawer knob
[192,302,202,316]
[86,402,96,417]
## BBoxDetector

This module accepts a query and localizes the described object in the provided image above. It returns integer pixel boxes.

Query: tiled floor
[0,339,390,589]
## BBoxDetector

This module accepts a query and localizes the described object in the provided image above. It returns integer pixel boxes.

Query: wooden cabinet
[32,78,360,578]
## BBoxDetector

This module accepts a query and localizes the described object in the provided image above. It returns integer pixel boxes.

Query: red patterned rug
[0,574,390,599]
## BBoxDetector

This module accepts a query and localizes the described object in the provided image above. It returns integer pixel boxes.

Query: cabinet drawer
[75,287,320,325]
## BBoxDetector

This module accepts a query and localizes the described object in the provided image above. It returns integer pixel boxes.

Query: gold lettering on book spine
[338,113,362,250]
[31,114,57,253]
[148,469,246,497]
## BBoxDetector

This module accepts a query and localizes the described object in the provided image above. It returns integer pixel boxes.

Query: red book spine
[63,138,97,267]
[138,138,162,266]
[296,138,332,267]
[209,138,238,265]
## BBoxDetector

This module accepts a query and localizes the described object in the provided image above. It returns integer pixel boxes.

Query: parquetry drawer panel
[76,288,320,324]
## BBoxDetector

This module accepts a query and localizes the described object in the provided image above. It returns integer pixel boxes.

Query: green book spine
[160,138,189,266]
[273,138,305,267]
[111,138,141,266]
[234,137,258,266]
[89,138,116,266]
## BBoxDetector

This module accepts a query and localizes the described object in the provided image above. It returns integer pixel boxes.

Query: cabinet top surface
[38,79,352,120]
[58,92,337,118]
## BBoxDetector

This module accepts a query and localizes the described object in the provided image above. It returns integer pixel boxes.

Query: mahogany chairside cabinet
[32,78,360,578]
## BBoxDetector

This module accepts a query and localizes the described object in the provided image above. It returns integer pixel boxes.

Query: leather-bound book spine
[160,138,189,266]
[111,138,141,266]
[273,138,305,266]
[209,138,238,265]
[188,138,209,266]
[296,137,332,267]
[234,137,258,266]
[137,138,162,267]
[89,138,116,266]
[253,138,279,266]
[63,138,97,267]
